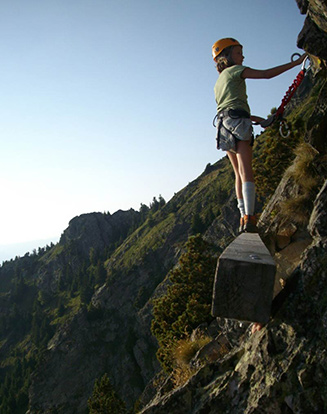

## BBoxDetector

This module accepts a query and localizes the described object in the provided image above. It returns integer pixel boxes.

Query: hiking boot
[243,215,258,233]
[239,217,244,233]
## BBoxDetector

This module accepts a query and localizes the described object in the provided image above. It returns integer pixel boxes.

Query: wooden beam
[211,233,276,324]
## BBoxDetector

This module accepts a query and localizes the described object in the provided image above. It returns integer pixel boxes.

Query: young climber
[212,38,306,233]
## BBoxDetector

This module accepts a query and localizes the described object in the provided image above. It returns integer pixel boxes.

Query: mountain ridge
[1,2,327,413]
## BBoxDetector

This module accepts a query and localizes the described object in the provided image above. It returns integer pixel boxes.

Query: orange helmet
[212,38,242,60]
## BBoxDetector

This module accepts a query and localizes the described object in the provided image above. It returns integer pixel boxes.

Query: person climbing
[212,38,306,334]
[212,38,307,234]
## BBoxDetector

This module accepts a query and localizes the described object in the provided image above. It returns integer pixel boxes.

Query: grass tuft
[170,334,212,388]
[280,143,326,225]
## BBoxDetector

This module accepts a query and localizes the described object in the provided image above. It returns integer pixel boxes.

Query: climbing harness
[260,54,312,137]
[213,108,250,128]
[213,109,253,152]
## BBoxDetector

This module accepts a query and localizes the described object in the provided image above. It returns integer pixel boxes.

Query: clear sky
[0,1,305,258]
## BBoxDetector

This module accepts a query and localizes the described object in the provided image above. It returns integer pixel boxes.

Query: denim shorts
[216,110,253,153]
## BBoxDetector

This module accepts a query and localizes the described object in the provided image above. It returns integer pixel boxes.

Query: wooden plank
[211,233,276,324]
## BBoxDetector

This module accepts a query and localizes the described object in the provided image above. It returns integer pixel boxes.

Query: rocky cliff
[139,182,327,414]
[138,1,327,413]
[1,2,326,414]
[23,158,236,413]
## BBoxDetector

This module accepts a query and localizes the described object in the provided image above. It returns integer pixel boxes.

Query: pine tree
[191,212,205,234]
[158,194,166,208]
[150,196,160,212]
[151,235,217,372]
[89,248,98,266]
[80,283,93,305]
[95,260,107,286]
[88,373,126,414]
[139,203,150,220]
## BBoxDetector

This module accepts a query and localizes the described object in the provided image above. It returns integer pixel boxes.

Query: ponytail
[215,46,235,73]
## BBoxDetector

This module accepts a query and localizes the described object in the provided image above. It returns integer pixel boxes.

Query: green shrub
[88,373,126,414]
[151,235,216,372]
[253,120,303,203]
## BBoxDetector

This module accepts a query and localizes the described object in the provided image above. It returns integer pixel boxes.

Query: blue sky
[0,0,305,259]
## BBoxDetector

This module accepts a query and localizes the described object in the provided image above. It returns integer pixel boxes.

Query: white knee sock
[237,199,245,217]
[242,182,255,216]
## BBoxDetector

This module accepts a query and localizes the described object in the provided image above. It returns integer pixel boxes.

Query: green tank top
[214,65,251,114]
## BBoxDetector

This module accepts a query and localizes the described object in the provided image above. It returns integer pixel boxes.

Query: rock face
[305,78,327,153]
[34,209,140,294]
[60,209,139,256]
[140,178,327,414]
[297,0,327,60]
[28,226,179,412]
[24,159,235,413]
[22,3,327,414]
[138,2,327,413]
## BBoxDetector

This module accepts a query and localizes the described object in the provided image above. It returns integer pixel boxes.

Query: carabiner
[291,53,311,72]
[279,120,290,138]
[301,56,311,71]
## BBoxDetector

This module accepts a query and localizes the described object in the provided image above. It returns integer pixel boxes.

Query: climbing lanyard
[212,55,311,137]
[261,54,312,137]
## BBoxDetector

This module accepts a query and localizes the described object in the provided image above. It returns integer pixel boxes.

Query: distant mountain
[0,237,59,263]
[1,4,327,413]
[0,155,237,414]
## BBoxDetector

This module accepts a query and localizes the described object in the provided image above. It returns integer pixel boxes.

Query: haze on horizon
[0,0,305,261]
